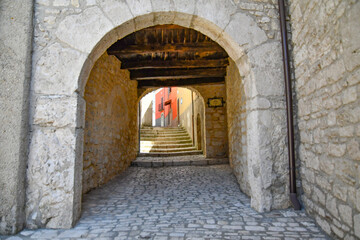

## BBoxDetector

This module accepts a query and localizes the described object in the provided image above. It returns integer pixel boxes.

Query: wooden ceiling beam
[107,43,225,56]
[120,59,229,70]
[130,67,226,80]
[137,77,225,88]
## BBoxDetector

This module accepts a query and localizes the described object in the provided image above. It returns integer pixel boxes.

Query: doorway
[161,113,165,127]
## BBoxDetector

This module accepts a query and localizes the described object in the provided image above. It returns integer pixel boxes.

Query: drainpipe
[278,0,301,210]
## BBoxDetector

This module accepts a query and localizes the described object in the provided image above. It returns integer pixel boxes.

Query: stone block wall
[193,85,228,158]
[226,56,289,211]
[226,60,250,196]
[83,53,138,194]
[21,0,292,229]
[193,92,206,152]
[229,0,290,212]
[289,1,360,238]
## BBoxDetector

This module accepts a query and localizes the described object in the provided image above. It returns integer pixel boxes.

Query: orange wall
[155,87,178,121]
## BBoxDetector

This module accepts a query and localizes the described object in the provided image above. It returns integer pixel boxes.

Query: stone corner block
[56,7,114,53]
[26,127,78,229]
[247,42,284,97]
[194,0,236,30]
[33,43,87,95]
[33,96,78,128]
[223,12,267,51]
[99,0,134,27]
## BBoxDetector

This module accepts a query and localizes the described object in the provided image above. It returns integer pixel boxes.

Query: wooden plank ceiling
[107,25,229,88]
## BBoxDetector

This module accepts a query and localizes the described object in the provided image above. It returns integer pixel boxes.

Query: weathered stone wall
[83,53,138,194]
[22,0,290,229]
[193,92,206,153]
[0,0,34,235]
[4,0,359,234]
[193,85,228,158]
[289,1,360,238]
[229,0,290,212]
[226,60,250,196]
[226,56,289,210]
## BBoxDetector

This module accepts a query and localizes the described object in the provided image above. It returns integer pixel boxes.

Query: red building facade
[155,87,178,127]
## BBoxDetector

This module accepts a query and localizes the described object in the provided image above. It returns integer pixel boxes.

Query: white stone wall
[27,0,289,228]
[232,0,290,212]
[226,57,289,210]
[140,92,153,127]
[289,1,360,238]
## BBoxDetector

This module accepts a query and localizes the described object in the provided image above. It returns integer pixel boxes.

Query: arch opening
[26,9,289,229]
[138,87,207,156]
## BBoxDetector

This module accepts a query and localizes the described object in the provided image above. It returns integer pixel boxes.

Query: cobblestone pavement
[1,165,329,240]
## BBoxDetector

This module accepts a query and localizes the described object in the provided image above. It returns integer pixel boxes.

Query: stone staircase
[139,126,202,157]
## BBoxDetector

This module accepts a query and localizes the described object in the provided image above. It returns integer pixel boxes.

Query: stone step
[140,131,188,135]
[140,135,191,141]
[140,128,186,132]
[140,139,192,145]
[140,126,194,155]
[140,132,189,137]
[138,150,203,157]
[140,136,191,141]
[140,127,185,132]
[132,155,229,167]
[140,142,194,149]
[140,127,185,131]
[141,146,198,153]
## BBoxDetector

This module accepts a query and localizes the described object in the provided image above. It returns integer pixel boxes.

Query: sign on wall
[207,97,225,108]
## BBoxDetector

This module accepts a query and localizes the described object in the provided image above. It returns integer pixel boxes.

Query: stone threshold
[131,155,229,167]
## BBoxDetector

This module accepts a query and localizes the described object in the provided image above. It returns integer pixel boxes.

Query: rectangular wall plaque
[207,97,225,108]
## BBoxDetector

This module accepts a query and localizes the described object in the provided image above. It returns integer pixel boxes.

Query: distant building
[155,87,178,127]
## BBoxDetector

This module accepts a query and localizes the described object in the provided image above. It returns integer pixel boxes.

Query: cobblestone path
[1,165,329,240]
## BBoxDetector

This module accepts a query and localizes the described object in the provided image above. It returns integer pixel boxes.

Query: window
[158,97,164,111]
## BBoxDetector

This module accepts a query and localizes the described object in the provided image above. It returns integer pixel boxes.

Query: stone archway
[27,1,288,229]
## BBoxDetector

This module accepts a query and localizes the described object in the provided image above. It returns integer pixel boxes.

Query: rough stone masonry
[289,1,360,239]
[21,0,290,230]
[0,0,358,239]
